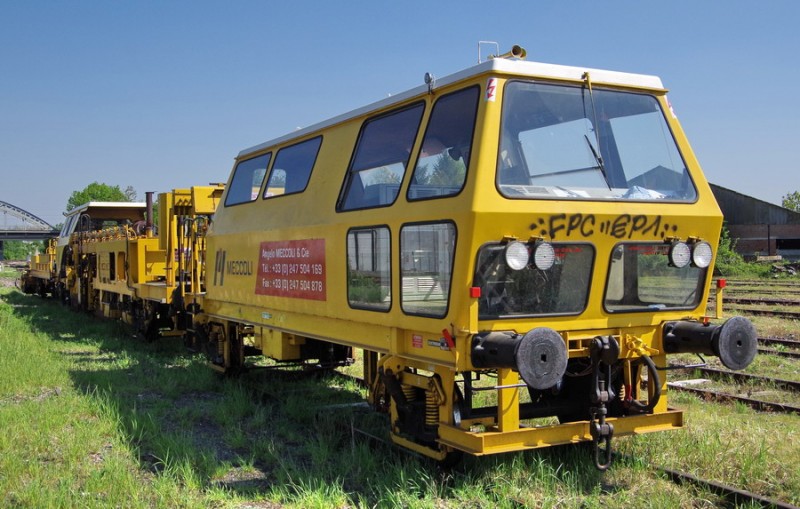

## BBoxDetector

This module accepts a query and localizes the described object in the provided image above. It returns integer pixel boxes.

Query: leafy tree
[782,191,800,212]
[714,224,771,278]
[123,185,138,201]
[1,240,42,260]
[66,182,133,211]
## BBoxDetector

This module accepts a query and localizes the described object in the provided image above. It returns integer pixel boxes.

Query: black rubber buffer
[471,327,568,390]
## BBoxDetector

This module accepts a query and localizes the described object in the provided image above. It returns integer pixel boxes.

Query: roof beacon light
[692,241,713,268]
[669,241,691,268]
[504,241,530,271]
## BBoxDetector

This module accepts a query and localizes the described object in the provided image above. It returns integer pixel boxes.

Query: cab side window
[347,226,391,311]
[225,153,271,206]
[263,136,322,199]
[400,222,456,317]
[338,103,424,211]
[408,86,479,200]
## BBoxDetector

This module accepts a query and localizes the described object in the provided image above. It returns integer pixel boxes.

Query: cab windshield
[604,243,706,312]
[497,81,696,201]
[474,243,593,318]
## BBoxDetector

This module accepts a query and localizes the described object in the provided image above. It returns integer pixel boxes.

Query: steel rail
[759,336,800,349]
[718,296,800,307]
[759,347,800,360]
[659,465,799,509]
[667,383,800,415]
[718,282,800,287]
[725,307,800,320]
[694,367,800,392]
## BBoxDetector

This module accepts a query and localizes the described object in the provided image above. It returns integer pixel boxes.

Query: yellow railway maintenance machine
[24,186,224,340]
[24,201,149,302]
[198,47,757,469]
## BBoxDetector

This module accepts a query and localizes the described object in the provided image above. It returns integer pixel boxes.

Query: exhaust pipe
[663,316,757,371]
[145,191,154,238]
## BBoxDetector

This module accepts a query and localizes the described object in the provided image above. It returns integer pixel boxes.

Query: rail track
[720,296,800,307]
[720,307,800,320]
[667,383,800,415]
[692,366,800,392]
[237,365,800,507]
[716,280,800,288]
[707,278,800,319]
[658,464,799,509]
[669,339,800,416]
[756,336,800,359]
[6,270,799,505]
[759,336,800,349]
[759,347,800,359]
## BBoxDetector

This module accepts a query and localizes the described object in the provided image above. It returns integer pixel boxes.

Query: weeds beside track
[3,273,800,507]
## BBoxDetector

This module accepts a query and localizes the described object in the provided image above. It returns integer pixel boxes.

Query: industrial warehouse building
[711,184,800,260]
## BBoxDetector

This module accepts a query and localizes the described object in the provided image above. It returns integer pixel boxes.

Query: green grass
[2,283,800,508]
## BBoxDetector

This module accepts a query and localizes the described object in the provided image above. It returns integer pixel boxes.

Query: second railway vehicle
[195,46,758,469]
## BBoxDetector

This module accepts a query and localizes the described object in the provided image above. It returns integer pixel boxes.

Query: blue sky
[1,1,798,226]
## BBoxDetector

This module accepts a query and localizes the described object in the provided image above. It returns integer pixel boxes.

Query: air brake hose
[628,354,661,414]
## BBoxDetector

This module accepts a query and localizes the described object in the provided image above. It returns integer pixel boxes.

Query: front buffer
[438,317,757,470]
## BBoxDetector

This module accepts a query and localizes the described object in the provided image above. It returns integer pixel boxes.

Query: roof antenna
[478,41,499,63]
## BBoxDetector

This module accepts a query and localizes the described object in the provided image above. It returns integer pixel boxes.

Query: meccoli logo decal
[213,249,254,286]
[213,249,226,286]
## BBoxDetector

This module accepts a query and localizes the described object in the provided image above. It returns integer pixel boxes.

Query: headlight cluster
[504,240,555,271]
[668,240,713,268]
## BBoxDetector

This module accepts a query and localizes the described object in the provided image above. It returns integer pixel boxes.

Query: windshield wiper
[582,71,613,190]
[584,134,612,190]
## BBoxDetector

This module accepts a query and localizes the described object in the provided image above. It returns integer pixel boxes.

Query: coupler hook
[588,336,619,471]
[589,383,614,471]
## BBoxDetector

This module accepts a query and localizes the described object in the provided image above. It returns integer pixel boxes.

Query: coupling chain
[589,380,614,471]
[589,336,619,471]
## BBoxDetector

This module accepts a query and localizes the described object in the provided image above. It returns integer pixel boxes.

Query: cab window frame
[400,220,457,318]
[407,85,480,202]
[224,152,272,207]
[262,136,323,200]
[337,101,426,212]
[346,225,392,312]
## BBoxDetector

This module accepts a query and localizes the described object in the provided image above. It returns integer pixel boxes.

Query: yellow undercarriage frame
[372,354,684,462]
[438,408,684,457]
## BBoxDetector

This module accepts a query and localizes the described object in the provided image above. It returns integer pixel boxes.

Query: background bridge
[0,200,59,260]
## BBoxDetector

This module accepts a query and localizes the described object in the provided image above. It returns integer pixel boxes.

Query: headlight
[692,241,713,268]
[532,241,555,271]
[668,241,691,268]
[504,241,529,271]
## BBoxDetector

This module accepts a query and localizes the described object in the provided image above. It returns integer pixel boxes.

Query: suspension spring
[217,335,225,358]
[425,390,438,428]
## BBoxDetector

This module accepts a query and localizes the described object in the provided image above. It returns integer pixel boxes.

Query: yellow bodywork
[20,56,733,465]
[202,61,724,460]
[23,239,58,294]
[78,186,222,329]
